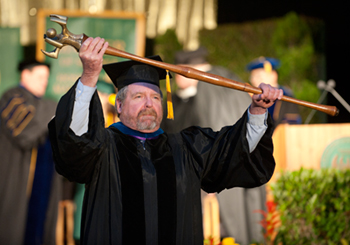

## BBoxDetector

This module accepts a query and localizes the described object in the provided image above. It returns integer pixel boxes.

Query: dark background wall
[217,0,349,123]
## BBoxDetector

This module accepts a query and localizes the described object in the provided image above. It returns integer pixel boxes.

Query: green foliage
[154,11,327,123]
[154,29,183,64]
[271,168,350,244]
[270,12,320,107]
[199,19,277,85]
[200,12,325,123]
[153,29,183,95]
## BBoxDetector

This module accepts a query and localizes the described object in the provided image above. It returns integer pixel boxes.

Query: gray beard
[135,108,159,131]
[136,120,157,131]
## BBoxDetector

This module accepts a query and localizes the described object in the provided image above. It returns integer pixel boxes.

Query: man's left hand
[249,83,283,115]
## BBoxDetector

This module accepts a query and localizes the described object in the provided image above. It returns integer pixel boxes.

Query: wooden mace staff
[41,14,339,117]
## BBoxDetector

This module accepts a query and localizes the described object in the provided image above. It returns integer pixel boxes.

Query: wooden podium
[271,123,350,181]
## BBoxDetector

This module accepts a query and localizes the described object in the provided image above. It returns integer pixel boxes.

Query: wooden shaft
[83,35,339,116]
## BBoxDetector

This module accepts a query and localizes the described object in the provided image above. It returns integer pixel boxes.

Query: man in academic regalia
[161,47,252,133]
[0,59,62,244]
[48,37,283,245]
[247,57,302,128]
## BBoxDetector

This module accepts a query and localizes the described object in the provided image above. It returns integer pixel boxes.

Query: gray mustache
[138,109,157,117]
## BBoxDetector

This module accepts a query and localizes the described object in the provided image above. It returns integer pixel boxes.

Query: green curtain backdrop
[0,28,22,97]
[43,15,139,101]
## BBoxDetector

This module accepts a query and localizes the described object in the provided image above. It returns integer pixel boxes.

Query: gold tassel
[166,70,174,119]
[263,60,272,73]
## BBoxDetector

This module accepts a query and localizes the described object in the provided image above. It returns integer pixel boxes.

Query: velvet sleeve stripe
[117,139,146,244]
[153,147,177,244]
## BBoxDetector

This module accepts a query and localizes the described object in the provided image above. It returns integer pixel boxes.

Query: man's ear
[20,69,30,86]
[116,99,122,114]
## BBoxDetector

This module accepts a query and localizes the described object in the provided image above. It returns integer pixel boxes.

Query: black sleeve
[0,88,56,150]
[180,111,275,193]
[48,80,107,184]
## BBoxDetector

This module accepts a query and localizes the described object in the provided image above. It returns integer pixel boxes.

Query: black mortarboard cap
[103,55,170,90]
[18,59,50,72]
[174,46,208,65]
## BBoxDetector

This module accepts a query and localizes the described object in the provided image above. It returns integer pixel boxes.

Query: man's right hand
[79,37,109,87]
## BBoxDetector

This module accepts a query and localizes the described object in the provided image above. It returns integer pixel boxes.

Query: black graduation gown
[48,82,275,245]
[0,86,60,245]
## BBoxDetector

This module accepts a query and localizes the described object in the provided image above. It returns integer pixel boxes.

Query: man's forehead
[251,68,265,74]
[128,82,161,94]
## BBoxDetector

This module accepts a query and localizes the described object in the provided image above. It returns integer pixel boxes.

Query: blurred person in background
[247,56,302,128]
[0,59,62,245]
[162,46,251,133]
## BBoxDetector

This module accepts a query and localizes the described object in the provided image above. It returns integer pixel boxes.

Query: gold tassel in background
[263,60,272,73]
[166,70,174,120]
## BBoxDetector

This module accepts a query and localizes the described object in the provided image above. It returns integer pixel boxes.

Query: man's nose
[145,96,153,107]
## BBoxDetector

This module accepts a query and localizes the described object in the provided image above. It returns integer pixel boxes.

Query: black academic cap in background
[103,55,170,90]
[18,59,50,72]
[174,46,208,65]
[246,57,280,72]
